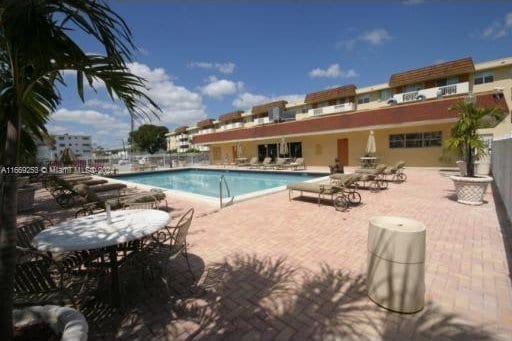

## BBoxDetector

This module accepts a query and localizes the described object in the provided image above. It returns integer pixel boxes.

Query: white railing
[177,140,190,147]
[198,128,215,135]
[219,122,243,131]
[307,102,355,116]
[392,82,469,104]
[253,117,270,125]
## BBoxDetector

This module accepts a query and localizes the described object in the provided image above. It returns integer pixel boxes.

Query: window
[389,134,405,148]
[423,132,442,147]
[357,95,370,104]
[474,72,494,85]
[380,89,393,101]
[59,143,65,147]
[405,133,423,148]
[389,131,442,149]
[58,136,64,140]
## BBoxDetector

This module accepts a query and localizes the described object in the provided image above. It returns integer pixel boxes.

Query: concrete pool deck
[17,167,512,340]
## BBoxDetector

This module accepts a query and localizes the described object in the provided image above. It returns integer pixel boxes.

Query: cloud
[480,11,512,40]
[402,0,425,5]
[126,62,207,126]
[189,61,236,74]
[309,64,358,79]
[51,108,129,130]
[200,76,244,98]
[232,92,304,110]
[337,28,392,50]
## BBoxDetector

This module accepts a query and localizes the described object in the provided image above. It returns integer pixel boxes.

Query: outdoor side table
[32,209,170,307]
[367,216,426,313]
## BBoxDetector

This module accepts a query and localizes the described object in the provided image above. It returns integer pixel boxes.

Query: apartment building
[192,57,511,167]
[53,133,93,159]
[166,125,209,153]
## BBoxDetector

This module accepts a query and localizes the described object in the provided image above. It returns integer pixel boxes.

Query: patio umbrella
[236,142,243,158]
[279,137,288,156]
[366,130,376,155]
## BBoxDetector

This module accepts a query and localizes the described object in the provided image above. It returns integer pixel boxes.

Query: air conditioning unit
[416,94,426,101]
[387,98,397,105]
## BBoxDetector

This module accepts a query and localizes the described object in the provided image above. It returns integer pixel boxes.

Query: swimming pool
[114,168,325,198]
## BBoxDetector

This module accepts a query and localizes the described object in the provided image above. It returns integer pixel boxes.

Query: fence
[43,151,210,171]
[492,138,512,222]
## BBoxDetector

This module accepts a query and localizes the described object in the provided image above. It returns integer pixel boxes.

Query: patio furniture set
[287,161,407,211]
[15,174,195,309]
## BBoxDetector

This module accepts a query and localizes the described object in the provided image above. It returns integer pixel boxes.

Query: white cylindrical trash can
[367,216,426,313]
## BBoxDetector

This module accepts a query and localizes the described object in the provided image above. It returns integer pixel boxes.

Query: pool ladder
[219,175,234,208]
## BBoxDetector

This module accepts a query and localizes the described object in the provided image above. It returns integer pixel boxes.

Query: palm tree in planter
[0,1,159,338]
[446,101,503,205]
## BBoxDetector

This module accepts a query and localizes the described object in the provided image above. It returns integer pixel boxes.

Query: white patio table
[32,209,170,306]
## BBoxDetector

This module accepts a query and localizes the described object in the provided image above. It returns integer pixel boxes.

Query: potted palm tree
[446,101,503,205]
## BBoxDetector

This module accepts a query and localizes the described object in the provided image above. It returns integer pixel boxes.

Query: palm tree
[446,101,503,177]
[0,1,159,337]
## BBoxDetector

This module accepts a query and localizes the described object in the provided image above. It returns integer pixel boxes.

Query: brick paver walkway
[18,168,512,340]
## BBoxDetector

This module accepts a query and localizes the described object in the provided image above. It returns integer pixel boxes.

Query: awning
[305,84,357,104]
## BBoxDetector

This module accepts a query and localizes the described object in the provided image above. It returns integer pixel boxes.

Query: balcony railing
[219,122,243,131]
[392,82,469,104]
[253,117,270,126]
[198,128,215,135]
[307,102,355,117]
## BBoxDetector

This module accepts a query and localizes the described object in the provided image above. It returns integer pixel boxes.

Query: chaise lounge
[287,182,339,206]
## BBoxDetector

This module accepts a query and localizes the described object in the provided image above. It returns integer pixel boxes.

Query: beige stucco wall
[207,122,454,167]
[473,65,512,139]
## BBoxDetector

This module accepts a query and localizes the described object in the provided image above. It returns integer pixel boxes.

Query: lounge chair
[286,158,306,170]
[382,161,407,182]
[257,157,272,169]
[272,158,288,170]
[287,182,340,207]
[238,156,258,167]
[73,183,167,217]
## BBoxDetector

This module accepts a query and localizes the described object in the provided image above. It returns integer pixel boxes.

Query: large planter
[13,305,88,341]
[17,185,36,212]
[450,175,493,205]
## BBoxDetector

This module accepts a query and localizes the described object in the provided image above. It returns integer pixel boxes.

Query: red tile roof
[252,100,288,115]
[193,93,508,144]
[174,126,188,134]
[389,58,475,87]
[197,119,214,129]
[305,85,357,104]
[218,111,243,122]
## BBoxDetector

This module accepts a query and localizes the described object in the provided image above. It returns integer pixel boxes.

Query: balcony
[198,128,215,135]
[253,117,270,126]
[392,82,469,104]
[219,122,243,131]
[307,102,355,117]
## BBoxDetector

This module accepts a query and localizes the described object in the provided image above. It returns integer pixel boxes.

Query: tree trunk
[0,112,20,340]
[466,144,474,177]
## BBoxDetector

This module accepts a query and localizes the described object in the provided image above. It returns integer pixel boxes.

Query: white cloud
[402,0,425,5]
[84,99,121,111]
[200,76,244,98]
[189,61,236,74]
[337,28,392,50]
[309,64,358,79]
[480,12,512,40]
[51,108,129,130]
[360,29,391,45]
[232,92,304,110]
[126,62,207,126]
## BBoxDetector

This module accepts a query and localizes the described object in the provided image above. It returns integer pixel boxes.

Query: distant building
[53,133,92,159]
[166,125,210,153]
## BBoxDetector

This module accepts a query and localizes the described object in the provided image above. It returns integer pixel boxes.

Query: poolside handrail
[219,175,234,208]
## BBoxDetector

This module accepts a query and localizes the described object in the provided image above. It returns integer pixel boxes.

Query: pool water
[114,169,324,198]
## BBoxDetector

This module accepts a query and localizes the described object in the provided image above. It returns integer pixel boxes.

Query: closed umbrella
[236,142,243,158]
[366,130,376,155]
[279,137,288,156]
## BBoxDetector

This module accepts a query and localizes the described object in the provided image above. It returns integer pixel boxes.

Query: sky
[50,1,512,149]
